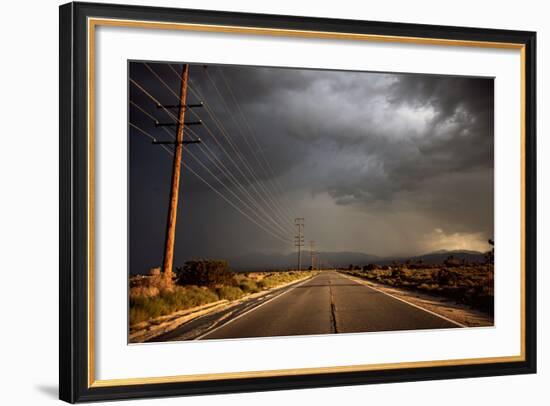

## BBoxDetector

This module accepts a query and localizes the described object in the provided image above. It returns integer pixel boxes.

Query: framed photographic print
[59,1,537,403]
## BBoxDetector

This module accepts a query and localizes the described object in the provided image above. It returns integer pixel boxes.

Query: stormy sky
[129,62,494,274]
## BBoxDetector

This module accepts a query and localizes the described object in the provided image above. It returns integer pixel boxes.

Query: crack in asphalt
[328,278,338,334]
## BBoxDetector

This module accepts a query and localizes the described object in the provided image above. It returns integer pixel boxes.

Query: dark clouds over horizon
[129,62,494,274]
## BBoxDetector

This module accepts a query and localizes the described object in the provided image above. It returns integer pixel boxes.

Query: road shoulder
[339,272,493,327]
[130,273,319,343]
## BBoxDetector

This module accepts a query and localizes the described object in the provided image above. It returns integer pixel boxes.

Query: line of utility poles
[294,217,305,271]
[309,240,316,270]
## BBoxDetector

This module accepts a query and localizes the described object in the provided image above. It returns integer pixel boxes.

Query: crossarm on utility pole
[156,102,204,109]
[154,120,202,127]
[152,139,202,145]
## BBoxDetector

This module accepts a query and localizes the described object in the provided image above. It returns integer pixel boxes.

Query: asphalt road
[150,270,461,342]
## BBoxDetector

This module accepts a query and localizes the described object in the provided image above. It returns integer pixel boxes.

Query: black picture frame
[60,1,537,403]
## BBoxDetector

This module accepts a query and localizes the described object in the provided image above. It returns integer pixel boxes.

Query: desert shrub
[463,286,494,315]
[399,268,414,278]
[239,279,260,294]
[390,268,412,279]
[129,296,170,323]
[129,275,147,288]
[129,269,173,297]
[159,286,218,308]
[435,269,459,285]
[257,271,308,289]
[129,307,149,325]
[216,286,245,301]
[175,259,236,287]
[149,267,161,276]
[485,239,495,264]
[417,283,439,292]
[444,256,463,267]
[129,286,219,325]
[130,286,159,299]
[363,264,379,271]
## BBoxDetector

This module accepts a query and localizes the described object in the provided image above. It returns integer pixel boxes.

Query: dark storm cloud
[216,66,493,213]
[129,62,493,273]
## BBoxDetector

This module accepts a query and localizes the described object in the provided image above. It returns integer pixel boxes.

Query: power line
[182,161,291,244]
[151,64,295,235]
[129,120,291,244]
[128,122,172,155]
[192,136,293,237]
[216,66,298,222]
[130,100,158,122]
[130,102,292,241]
[186,82,296,235]
[138,63,298,233]
[200,67,296,232]
[130,78,182,125]
[186,147,291,242]
[130,65,301,248]
[169,63,296,233]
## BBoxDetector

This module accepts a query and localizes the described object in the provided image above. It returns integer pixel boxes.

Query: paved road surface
[149,270,460,342]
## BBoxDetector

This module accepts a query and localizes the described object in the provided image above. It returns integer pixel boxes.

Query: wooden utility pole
[294,218,305,271]
[310,240,316,270]
[161,64,190,284]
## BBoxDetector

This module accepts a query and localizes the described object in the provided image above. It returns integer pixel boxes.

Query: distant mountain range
[374,250,486,266]
[228,249,486,271]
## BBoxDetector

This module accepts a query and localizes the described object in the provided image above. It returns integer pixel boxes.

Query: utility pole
[159,64,193,285]
[310,240,316,270]
[294,218,304,271]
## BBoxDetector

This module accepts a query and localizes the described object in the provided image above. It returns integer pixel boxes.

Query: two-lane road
[194,270,461,340]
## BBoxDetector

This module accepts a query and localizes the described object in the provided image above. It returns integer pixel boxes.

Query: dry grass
[129,269,314,326]
[256,271,312,289]
[129,285,219,325]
